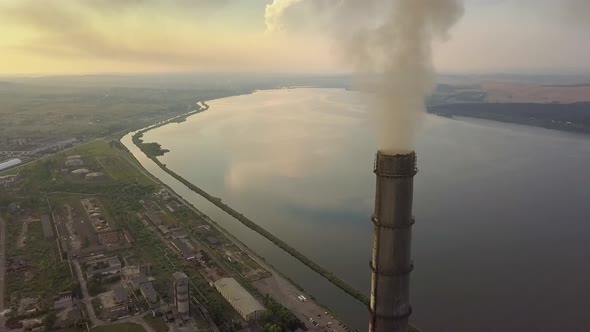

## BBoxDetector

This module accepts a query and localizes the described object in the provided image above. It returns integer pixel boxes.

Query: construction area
[51,195,133,258]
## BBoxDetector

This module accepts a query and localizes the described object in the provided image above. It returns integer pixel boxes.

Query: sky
[0,0,588,75]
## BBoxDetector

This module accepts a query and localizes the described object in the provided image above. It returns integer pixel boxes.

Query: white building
[0,158,22,172]
[214,278,265,321]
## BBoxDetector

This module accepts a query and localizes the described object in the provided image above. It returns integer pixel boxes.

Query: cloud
[85,0,232,10]
[0,0,237,67]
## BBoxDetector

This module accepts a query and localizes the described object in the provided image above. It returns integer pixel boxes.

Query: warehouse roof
[139,281,158,304]
[0,158,22,171]
[214,278,264,316]
[173,271,188,280]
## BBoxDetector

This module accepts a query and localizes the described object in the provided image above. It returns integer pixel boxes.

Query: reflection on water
[126,88,590,332]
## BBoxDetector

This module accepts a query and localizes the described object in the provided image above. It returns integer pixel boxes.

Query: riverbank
[429,102,590,135]
[117,133,361,331]
[129,106,370,306]
[122,94,423,332]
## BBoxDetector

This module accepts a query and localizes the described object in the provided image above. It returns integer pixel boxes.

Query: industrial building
[85,256,123,279]
[71,168,90,177]
[130,275,158,306]
[0,137,76,157]
[85,172,106,181]
[214,278,265,321]
[173,272,190,319]
[171,238,196,260]
[0,158,22,171]
[139,281,158,306]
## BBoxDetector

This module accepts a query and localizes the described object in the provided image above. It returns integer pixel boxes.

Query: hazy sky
[0,0,588,75]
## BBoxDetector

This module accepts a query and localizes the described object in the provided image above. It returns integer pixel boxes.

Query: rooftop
[214,278,265,316]
[131,275,149,289]
[113,286,128,303]
[0,158,22,171]
[139,281,158,304]
[173,271,188,281]
[171,239,195,259]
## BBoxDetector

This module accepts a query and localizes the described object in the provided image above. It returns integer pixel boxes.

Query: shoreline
[127,97,369,306]
[120,123,365,331]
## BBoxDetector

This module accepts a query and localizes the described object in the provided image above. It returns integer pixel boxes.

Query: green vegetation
[42,311,58,329]
[131,101,210,158]
[99,185,241,329]
[91,322,147,332]
[430,102,590,134]
[86,275,121,297]
[259,295,306,332]
[91,297,103,318]
[0,83,202,138]
[135,138,170,157]
[143,315,169,332]
[3,139,154,187]
[3,209,73,303]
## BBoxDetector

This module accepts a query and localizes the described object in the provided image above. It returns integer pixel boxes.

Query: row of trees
[259,294,306,332]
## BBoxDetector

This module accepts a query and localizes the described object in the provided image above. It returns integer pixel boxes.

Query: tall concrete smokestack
[369,151,417,332]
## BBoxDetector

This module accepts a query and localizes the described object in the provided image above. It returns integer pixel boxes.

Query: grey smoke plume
[562,0,590,26]
[266,0,463,154]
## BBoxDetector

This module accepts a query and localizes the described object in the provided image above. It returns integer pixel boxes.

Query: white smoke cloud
[562,0,590,26]
[264,0,304,32]
[265,0,463,154]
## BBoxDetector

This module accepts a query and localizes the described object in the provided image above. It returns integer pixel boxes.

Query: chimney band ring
[371,215,415,230]
[369,261,414,276]
[368,306,413,321]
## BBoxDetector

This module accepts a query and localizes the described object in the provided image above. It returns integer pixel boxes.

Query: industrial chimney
[369,151,417,332]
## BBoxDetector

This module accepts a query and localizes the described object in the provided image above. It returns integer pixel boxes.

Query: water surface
[123,88,590,332]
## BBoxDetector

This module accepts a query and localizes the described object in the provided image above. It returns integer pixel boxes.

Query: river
[122,88,590,332]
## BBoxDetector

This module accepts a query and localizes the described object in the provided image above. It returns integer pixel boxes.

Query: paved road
[0,217,6,328]
[72,260,104,326]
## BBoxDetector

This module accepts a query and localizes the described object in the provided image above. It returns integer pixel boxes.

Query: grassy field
[2,139,154,187]
[91,322,147,332]
[72,140,154,186]
[156,210,178,227]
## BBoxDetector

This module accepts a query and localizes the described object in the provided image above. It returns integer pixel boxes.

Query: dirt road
[72,260,103,326]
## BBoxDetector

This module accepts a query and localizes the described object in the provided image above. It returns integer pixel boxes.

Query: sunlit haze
[0,0,588,75]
